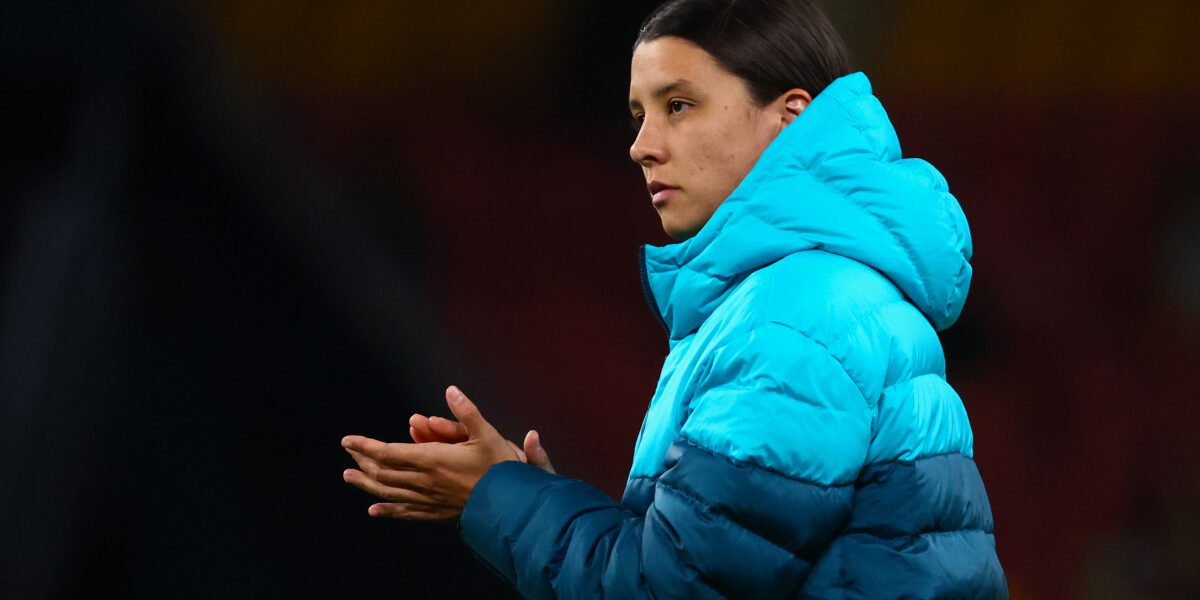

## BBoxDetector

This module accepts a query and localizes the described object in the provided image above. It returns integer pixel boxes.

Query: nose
[629,119,667,166]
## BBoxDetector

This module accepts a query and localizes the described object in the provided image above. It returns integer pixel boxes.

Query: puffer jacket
[459,72,1007,599]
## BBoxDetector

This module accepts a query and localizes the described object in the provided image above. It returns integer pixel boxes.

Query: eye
[669,100,689,114]
[629,113,644,132]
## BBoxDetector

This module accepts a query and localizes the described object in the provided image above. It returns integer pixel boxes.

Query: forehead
[629,37,729,100]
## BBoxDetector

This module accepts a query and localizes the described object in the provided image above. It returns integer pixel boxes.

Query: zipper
[638,244,668,334]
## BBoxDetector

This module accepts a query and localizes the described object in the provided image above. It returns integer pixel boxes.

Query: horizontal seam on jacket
[861,450,976,468]
[684,318,869,415]
[760,320,870,407]
[676,436,856,489]
[881,370,947,393]
[629,440,942,494]
[654,477,808,573]
[839,527,995,541]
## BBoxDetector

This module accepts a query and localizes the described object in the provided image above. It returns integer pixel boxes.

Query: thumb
[445,386,495,439]
[523,430,556,474]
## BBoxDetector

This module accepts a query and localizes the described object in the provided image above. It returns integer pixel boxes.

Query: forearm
[459,462,655,600]
[458,440,850,600]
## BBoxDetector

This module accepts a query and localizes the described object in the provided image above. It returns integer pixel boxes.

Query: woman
[342,0,1007,597]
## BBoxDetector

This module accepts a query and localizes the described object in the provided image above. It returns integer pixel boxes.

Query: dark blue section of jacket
[460,443,1005,599]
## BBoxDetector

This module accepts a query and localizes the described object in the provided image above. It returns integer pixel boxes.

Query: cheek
[677,113,768,207]
[695,130,760,196]
[727,120,776,182]
[705,110,752,171]
[690,129,743,180]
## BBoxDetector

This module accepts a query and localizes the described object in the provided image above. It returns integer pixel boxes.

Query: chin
[661,220,699,241]
[658,200,717,241]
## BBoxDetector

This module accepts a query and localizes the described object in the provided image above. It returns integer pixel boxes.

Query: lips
[647,180,679,206]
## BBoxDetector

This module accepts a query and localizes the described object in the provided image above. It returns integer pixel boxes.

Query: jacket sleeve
[458,323,872,599]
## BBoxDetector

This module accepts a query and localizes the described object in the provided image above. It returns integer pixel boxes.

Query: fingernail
[447,386,463,404]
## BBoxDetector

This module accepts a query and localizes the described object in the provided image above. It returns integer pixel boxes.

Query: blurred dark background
[1,1,1197,598]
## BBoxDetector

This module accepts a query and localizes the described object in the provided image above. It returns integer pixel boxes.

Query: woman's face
[628,36,808,240]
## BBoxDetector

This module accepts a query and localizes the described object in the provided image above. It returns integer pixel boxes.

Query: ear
[778,88,813,126]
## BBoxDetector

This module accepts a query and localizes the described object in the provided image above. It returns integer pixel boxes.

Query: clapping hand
[342,386,553,521]
[409,397,554,474]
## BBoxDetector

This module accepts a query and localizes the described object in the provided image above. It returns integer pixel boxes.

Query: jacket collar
[640,72,973,342]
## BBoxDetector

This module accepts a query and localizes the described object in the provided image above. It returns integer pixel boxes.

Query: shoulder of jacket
[744,250,903,325]
[741,250,935,403]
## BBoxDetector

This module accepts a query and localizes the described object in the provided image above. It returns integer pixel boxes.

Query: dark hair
[636,0,851,105]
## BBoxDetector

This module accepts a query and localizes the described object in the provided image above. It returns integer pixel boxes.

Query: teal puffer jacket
[460,72,1007,599]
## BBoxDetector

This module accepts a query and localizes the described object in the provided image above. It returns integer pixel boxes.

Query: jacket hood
[640,72,973,340]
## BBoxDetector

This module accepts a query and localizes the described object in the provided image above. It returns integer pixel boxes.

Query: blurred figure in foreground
[0,2,515,597]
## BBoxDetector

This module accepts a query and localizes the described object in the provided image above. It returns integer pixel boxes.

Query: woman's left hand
[341,386,521,521]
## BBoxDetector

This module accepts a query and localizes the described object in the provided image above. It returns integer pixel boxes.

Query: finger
[408,415,436,444]
[412,413,468,444]
[342,435,389,458]
[373,467,433,490]
[427,416,469,443]
[342,436,431,469]
[368,502,460,522]
[444,386,496,439]
[344,447,381,474]
[343,469,438,504]
[343,455,429,488]
[347,447,418,475]
[524,430,556,474]
[409,425,429,444]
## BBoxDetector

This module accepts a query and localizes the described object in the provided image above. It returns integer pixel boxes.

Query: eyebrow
[629,79,699,111]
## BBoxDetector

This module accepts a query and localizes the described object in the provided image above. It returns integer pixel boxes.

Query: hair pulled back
[636,0,851,105]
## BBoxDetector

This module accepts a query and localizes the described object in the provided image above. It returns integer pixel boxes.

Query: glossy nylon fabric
[459,72,1006,598]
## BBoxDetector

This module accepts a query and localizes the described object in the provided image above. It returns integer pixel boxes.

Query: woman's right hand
[409,413,555,474]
